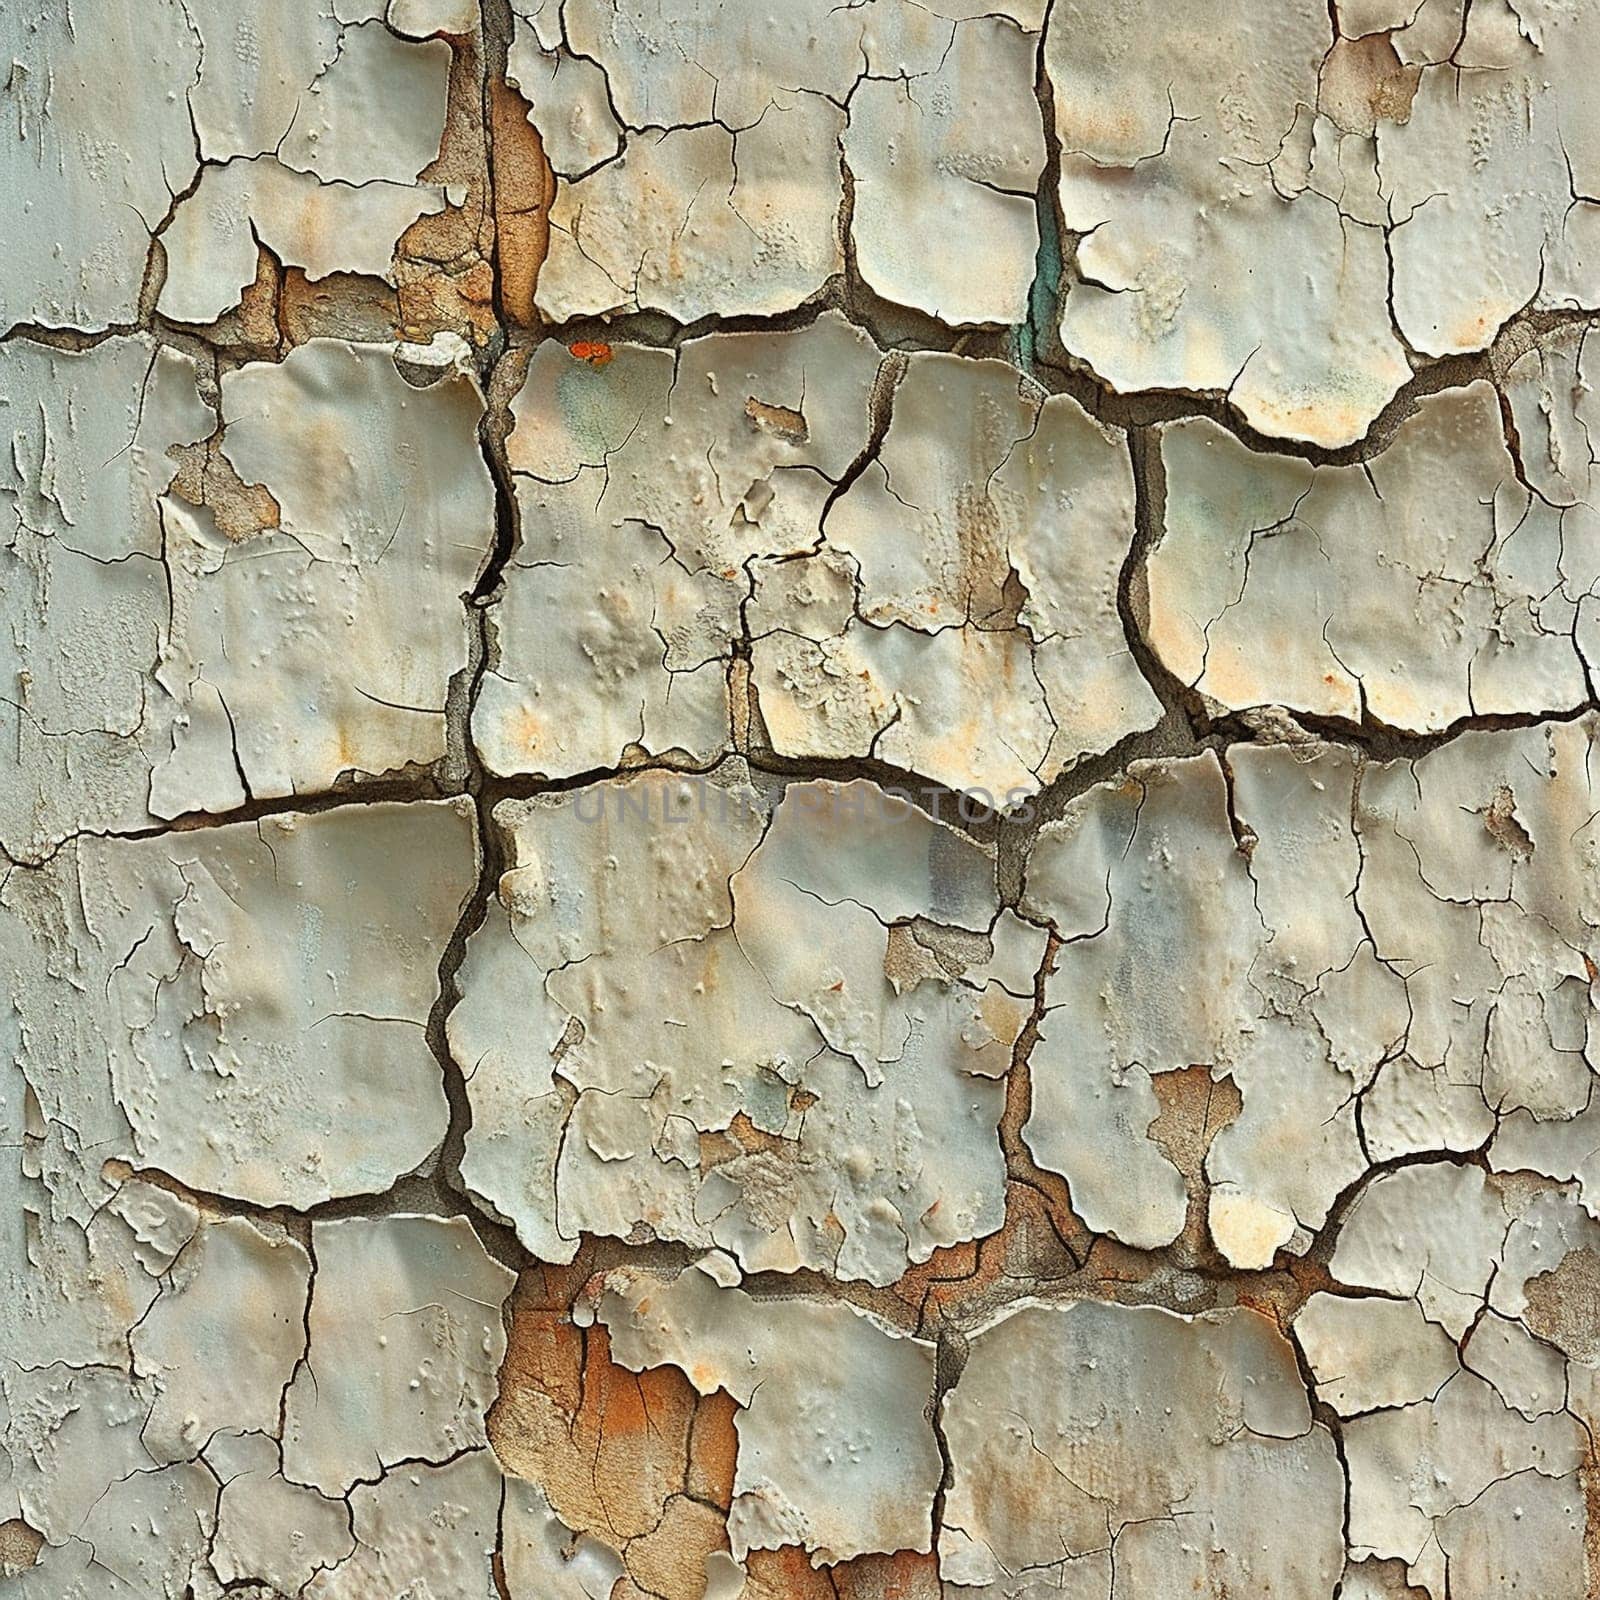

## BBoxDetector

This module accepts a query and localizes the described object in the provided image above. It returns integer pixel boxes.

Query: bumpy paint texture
[4,0,1600,1595]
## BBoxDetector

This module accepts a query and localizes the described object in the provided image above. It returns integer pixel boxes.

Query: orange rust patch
[742,1546,837,1600]
[490,1263,741,1588]
[743,1547,941,1600]
[587,1327,683,1439]
[488,74,555,325]
[491,1299,693,1542]
[570,339,615,366]
[506,703,546,755]
[1450,310,1497,351]
[837,1550,942,1600]
[687,1386,740,1510]
[699,1111,795,1172]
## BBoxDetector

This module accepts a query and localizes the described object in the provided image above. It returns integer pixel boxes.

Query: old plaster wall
[3,0,1600,1596]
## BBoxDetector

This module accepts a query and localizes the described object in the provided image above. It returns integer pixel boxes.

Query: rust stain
[742,1545,941,1600]
[699,1111,795,1172]
[489,1262,742,1585]
[569,340,615,367]
[507,703,546,756]
[489,74,555,327]
[743,1545,838,1599]
[836,1549,942,1600]
[687,1386,740,1510]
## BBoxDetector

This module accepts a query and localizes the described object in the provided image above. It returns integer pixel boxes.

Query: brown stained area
[880,1045,1332,1339]
[1148,1064,1244,1264]
[162,33,491,354]
[0,1518,43,1578]
[879,917,998,995]
[1482,783,1536,858]
[889,1180,1084,1332]
[687,1387,740,1510]
[489,75,556,327]
[1523,1247,1600,1364]
[278,270,400,348]
[177,244,284,357]
[741,1547,940,1600]
[1233,1250,1339,1332]
[1556,1242,1600,1600]
[745,396,808,443]
[490,1261,741,1599]
[698,1111,800,1172]
[882,922,950,994]
[397,29,500,347]
[398,256,497,347]
[1319,34,1422,136]
[623,1495,730,1599]
[166,435,283,543]
[1581,1424,1600,1600]
[990,564,1030,631]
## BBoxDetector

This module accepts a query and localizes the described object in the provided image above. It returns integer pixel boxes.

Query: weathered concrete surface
[5,0,1600,1595]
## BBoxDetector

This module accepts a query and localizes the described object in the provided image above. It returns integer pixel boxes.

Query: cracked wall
[4,0,1600,1596]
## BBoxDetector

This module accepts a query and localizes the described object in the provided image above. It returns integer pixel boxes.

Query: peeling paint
[8,2,1600,1594]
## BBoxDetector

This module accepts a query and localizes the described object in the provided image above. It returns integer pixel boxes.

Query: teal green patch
[1013,208,1063,374]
